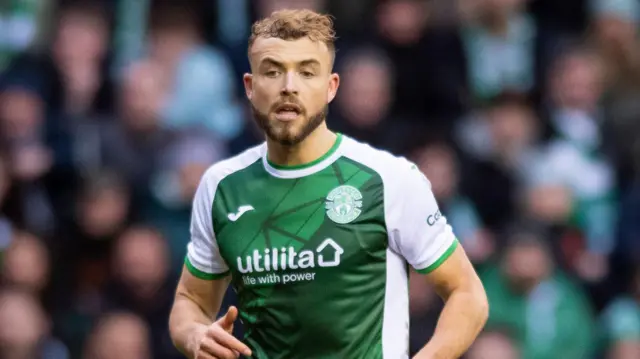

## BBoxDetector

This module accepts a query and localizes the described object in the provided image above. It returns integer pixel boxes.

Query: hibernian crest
[325,185,363,224]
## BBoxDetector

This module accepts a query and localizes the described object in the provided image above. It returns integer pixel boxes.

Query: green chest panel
[211,157,389,358]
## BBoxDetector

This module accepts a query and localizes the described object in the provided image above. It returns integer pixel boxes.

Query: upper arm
[423,244,484,300]
[387,162,482,297]
[177,167,231,317]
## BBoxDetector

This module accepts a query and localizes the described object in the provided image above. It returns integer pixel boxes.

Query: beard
[251,102,328,146]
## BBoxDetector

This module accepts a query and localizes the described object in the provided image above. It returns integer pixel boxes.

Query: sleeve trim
[185,256,230,280]
[416,239,459,274]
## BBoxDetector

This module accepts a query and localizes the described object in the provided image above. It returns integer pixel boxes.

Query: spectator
[82,311,151,359]
[51,170,131,358]
[1,230,50,297]
[8,1,116,229]
[106,226,180,359]
[0,288,69,359]
[525,46,616,282]
[0,84,56,235]
[456,93,540,232]
[47,0,112,116]
[600,266,640,358]
[374,0,437,121]
[330,47,398,151]
[145,132,226,274]
[99,60,175,203]
[455,0,542,101]
[147,3,244,140]
[591,0,640,187]
[589,0,640,92]
[481,225,596,359]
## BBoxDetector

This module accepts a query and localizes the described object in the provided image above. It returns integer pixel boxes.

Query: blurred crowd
[0,0,639,358]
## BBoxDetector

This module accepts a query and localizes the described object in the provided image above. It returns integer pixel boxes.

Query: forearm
[415,289,488,359]
[169,295,215,357]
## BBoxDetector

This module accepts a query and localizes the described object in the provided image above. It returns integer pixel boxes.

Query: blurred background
[0,0,639,358]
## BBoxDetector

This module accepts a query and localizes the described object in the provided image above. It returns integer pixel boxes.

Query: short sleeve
[387,162,458,274]
[185,169,230,280]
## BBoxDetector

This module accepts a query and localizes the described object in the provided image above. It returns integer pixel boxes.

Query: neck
[266,125,337,167]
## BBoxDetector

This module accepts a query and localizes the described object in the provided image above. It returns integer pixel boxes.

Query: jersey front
[185,134,458,359]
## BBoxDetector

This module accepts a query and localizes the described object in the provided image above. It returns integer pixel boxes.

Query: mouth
[274,103,302,121]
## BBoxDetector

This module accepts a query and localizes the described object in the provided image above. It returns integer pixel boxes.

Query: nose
[280,71,299,96]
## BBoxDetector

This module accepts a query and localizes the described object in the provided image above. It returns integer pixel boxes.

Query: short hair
[248,9,336,57]
[56,0,110,28]
[148,2,200,35]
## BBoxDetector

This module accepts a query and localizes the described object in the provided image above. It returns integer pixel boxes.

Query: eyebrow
[260,57,321,68]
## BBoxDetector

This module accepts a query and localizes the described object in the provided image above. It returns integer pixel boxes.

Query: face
[80,187,129,238]
[85,315,151,359]
[0,292,45,352]
[415,145,458,201]
[2,233,50,294]
[120,62,166,130]
[54,14,107,65]
[488,103,536,154]
[551,54,603,111]
[244,37,339,146]
[0,89,43,140]
[503,240,551,292]
[114,229,168,299]
[339,56,391,126]
[377,0,428,45]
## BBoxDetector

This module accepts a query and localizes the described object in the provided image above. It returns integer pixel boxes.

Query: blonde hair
[248,9,336,55]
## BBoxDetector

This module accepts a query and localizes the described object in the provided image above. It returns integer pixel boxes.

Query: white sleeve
[185,169,230,279]
[387,162,458,274]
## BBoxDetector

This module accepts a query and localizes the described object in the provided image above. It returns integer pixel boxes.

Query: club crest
[325,185,363,224]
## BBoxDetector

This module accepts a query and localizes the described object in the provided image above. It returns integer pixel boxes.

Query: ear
[243,73,253,100]
[327,73,340,104]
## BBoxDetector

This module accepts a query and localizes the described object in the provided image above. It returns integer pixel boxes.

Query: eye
[300,71,315,78]
[265,70,280,78]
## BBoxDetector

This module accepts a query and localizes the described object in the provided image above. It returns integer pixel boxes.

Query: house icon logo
[316,238,344,267]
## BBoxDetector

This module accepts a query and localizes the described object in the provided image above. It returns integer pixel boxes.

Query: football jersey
[185,133,458,359]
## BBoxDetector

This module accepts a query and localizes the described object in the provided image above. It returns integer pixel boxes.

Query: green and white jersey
[185,134,458,359]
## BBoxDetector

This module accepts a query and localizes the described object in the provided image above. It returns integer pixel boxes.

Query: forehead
[250,37,332,66]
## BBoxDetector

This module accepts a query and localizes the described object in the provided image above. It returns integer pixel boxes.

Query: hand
[192,306,252,359]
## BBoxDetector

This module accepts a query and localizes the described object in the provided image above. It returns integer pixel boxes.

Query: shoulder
[199,143,264,192]
[341,136,421,182]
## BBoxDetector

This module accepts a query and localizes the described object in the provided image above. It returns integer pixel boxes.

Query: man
[169,9,488,359]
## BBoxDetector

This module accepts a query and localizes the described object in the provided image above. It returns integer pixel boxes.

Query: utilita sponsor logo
[238,239,344,286]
